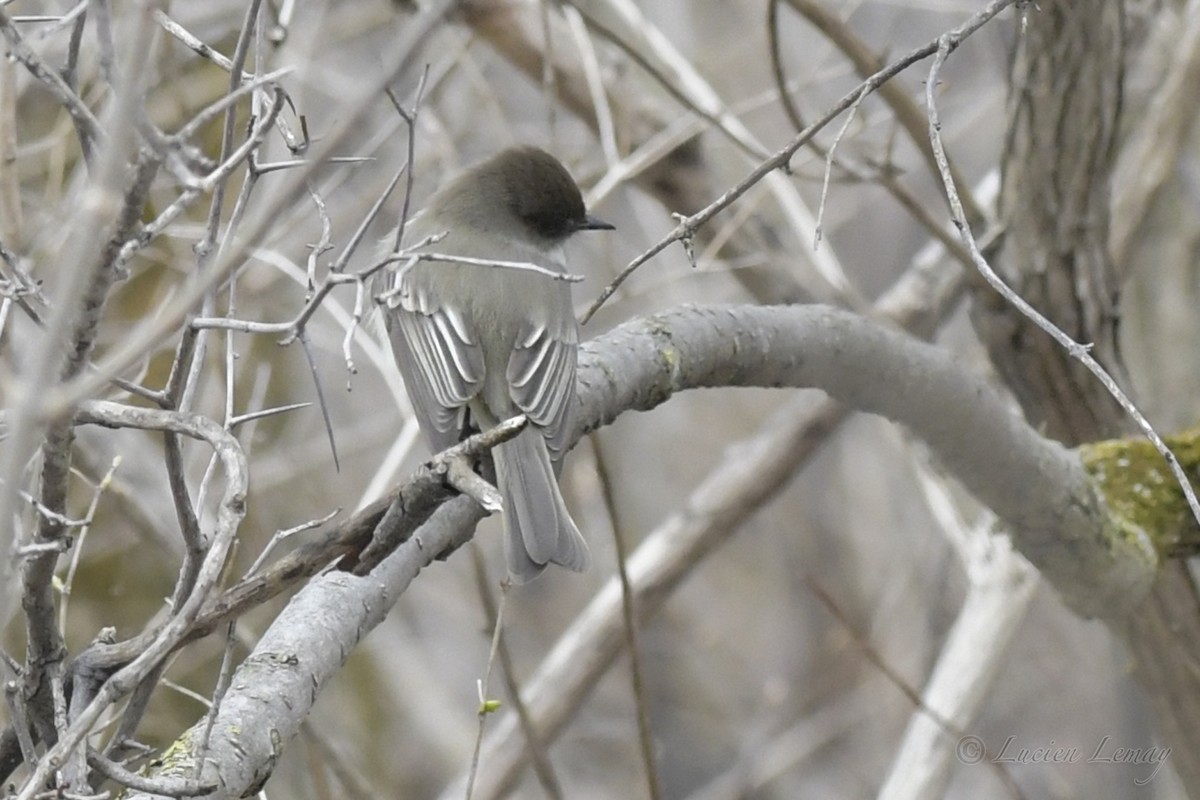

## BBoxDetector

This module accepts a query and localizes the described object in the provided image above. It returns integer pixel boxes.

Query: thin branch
[330,160,408,274]
[3,679,38,779]
[565,0,770,163]
[562,5,618,165]
[153,8,303,150]
[925,29,1200,532]
[194,0,266,265]
[581,0,1018,323]
[465,575,520,800]
[877,453,1034,800]
[14,401,249,800]
[387,67,430,257]
[591,435,661,800]
[352,415,530,575]
[0,8,101,157]
[813,83,868,246]
[118,88,287,265]
[87,750,217,798]
[243,508,341,579]
[57,457,120,632]
[781,0,986,227]
[303,182,333,289]
[383,252,587,285]
[191,622,238,776]
[49,0,463,418]
[567,0,858,306]
[228,402,311,429]
[170,66,292,146]
[467,551,563,798]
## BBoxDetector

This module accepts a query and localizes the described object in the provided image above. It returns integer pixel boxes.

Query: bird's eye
[520,209,572,240]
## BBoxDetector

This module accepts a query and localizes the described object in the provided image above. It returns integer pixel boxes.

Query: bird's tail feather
[494,430,590,582]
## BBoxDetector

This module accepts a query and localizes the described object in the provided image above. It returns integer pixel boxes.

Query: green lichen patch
[1079,426,1200,557]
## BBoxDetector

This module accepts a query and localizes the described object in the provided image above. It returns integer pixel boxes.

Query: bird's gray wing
[507,314,578,462]
[385,268,485,453]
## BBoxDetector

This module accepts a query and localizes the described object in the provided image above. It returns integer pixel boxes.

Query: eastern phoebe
[379,147,613,581]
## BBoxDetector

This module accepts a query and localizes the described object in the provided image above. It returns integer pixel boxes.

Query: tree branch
[115,301,1155,798]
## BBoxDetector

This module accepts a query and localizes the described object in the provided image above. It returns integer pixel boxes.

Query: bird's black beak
[580,214,615,231]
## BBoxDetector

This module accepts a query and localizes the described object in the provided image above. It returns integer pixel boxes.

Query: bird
[377,146,613,581]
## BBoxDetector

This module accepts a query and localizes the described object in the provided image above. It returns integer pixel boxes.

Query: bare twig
[565,1,770,163]
[467,551,563,799]
[243,508,341,579]
[591,435,661,800]
[195,0,266,265]
[0,9,101,156]
[382,252,587,286]
[16,400,249,800]
[567,0,858,307]
[924,27,1200,531]
[119,88,287,265]
[447,459,503,513]
[303,182,334,289]
[581,0,1018,324]
[781,0,986,227]
[194,248,581,350]
[562,5,618,165]
[192,622,239,777]
[813,84,868,247]
[352,416,530,575]
[170,66,292,146]
[3,678,39,779]
[387,67,430,257]
[88,750,217,798]
[228,402,311,429]
[465,575,514,800]
[331,160,409,274]
[50,0,462,417]
[57,457,120,632]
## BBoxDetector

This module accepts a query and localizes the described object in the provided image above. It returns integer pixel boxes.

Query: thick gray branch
[573,305,1153,617]
[122,303,1151,799]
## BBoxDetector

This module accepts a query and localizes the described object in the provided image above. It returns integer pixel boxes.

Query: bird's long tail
[493,429,590,582]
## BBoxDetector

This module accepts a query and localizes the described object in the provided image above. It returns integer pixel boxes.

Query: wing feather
[385,270,484,452]
[507,319,578,459]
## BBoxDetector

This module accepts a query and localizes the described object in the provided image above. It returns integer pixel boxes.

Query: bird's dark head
[434,147,613,243]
